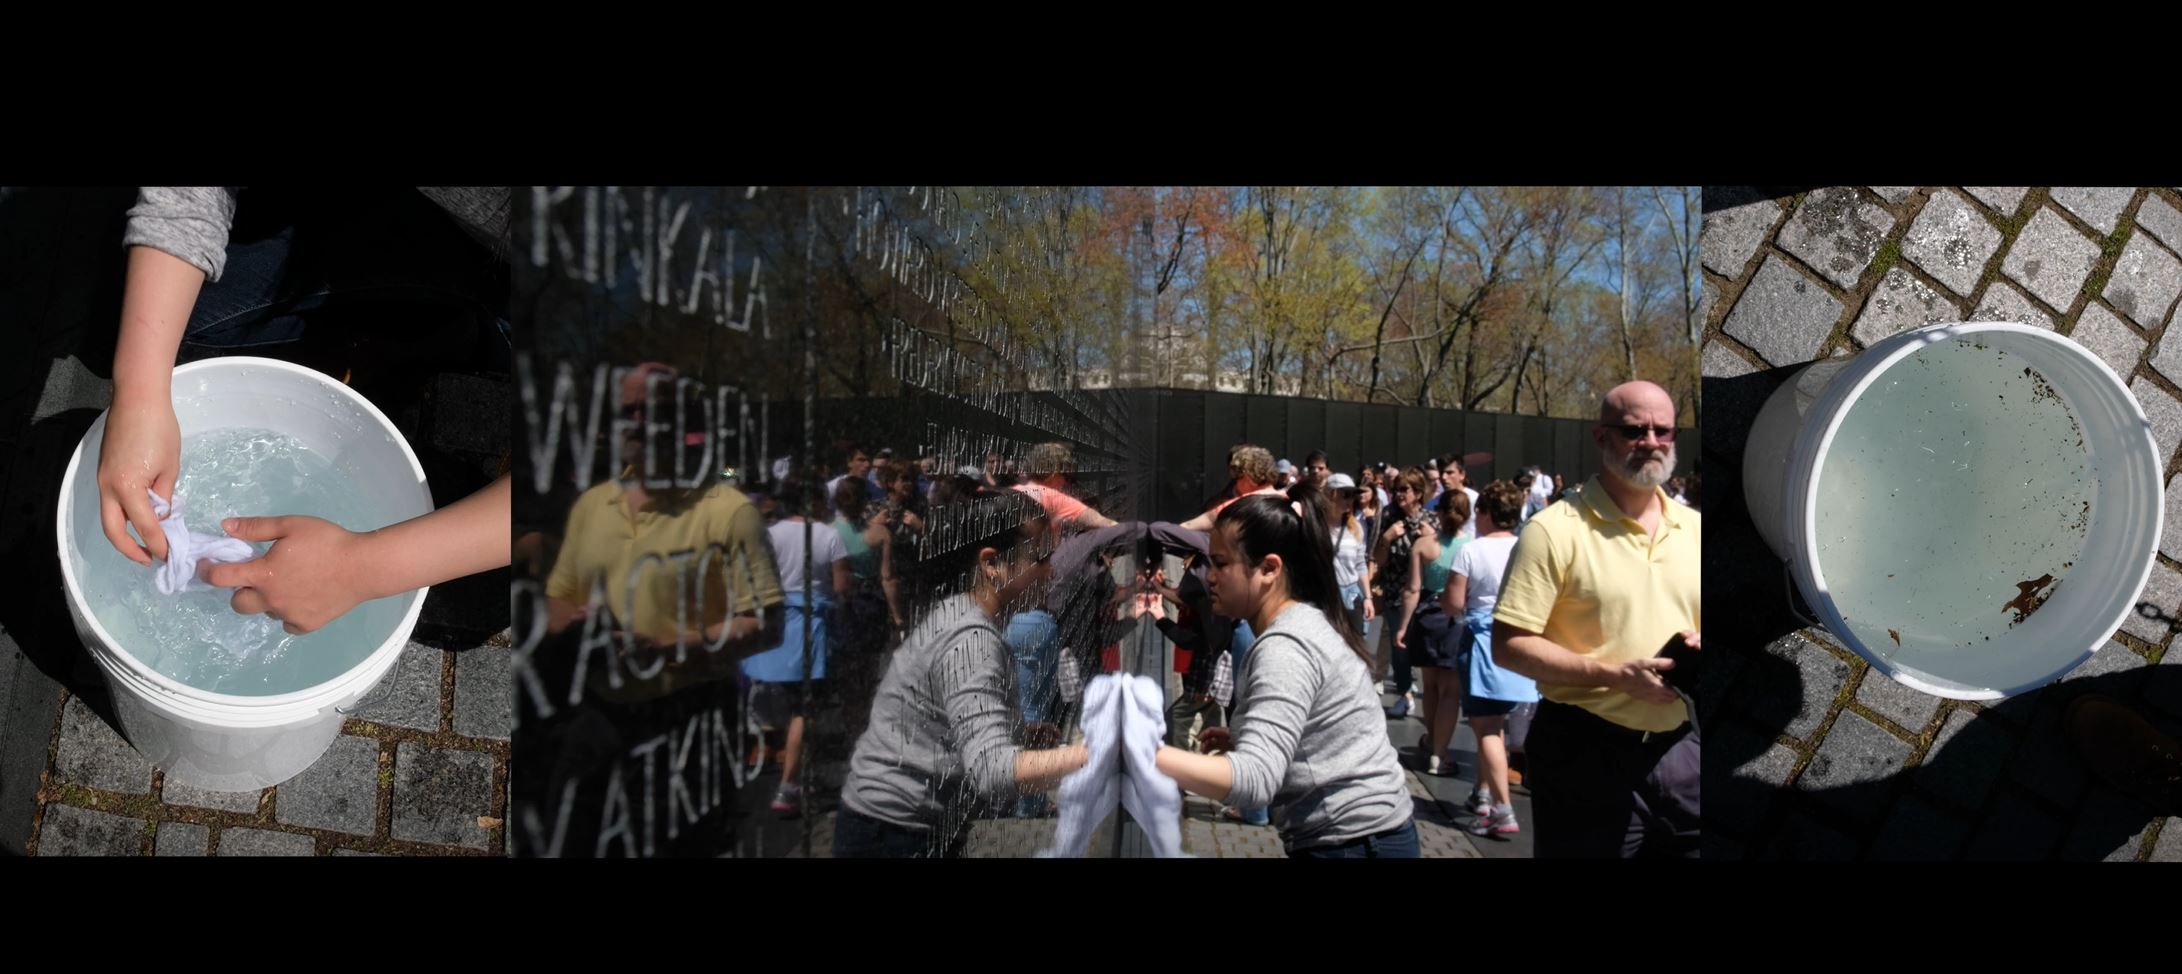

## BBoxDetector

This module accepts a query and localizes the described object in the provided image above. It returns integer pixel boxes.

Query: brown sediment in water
[2003,574,2058,625]
[2028,367,2061,405]
[1887,629,1900,647]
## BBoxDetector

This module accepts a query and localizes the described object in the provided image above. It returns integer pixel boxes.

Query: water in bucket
[72,427,410,697]
[1814,336,2096,669]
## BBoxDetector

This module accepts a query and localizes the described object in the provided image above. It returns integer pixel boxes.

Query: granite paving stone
[2004,207,2103,312]
[1903,189,2003,297]
[1778,187,1896,289]
[1702,197,1781,277]
[1723,256,1843,367]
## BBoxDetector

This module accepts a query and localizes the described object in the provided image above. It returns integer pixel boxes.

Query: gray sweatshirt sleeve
[935,626,1023,798]
[122,187,238,281]
[1224,634,1317,809]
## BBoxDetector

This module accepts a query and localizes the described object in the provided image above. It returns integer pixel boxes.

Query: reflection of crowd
[526,372,1697,858]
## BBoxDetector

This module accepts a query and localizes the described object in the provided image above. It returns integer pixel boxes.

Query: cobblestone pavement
[1703,186,2182,861]
[32,632,513,857]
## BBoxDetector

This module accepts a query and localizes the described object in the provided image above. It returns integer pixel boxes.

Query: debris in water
[2002,574,2059,626]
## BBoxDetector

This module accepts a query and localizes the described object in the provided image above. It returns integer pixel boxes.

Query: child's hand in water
[96,396,181,565]
[199,516,382,634]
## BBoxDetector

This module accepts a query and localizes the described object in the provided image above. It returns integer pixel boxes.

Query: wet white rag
[1039,674,1188,858]
[149,489,257,594]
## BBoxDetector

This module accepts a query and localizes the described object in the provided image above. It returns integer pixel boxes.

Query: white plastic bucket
[55,357,434,791]
[1742,322,2163,700]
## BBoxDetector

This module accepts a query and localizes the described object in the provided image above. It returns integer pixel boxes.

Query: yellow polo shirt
[545,473,783,643]
[1493,476,1700,733]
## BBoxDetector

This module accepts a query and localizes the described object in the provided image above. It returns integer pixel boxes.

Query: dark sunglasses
[1607,424,1676,442]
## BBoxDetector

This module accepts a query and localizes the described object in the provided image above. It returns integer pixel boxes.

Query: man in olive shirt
[1494,380,1700,858]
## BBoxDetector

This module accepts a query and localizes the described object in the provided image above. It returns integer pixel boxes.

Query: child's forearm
[1154,745,1233,802]
[114,246,203,405]
[355,475,513,599]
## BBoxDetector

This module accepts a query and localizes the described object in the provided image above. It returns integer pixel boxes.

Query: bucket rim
[55,356,433,712]
[1783,321,2163,699]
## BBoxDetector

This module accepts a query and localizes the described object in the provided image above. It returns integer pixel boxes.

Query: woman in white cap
[1322,474,1374,639]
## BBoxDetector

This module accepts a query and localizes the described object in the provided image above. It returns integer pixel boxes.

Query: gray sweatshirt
[841,594,1022,831]
[122,187,510,281]
[1227,601,1412,850]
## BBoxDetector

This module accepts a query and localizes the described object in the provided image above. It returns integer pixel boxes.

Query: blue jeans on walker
[1007,608,1061,817]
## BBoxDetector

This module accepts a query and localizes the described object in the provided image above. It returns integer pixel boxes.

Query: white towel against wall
[1039,673,1188,858]
[149,489,257,595]
[1116,674,1184,858]
[1038,675,1120,858]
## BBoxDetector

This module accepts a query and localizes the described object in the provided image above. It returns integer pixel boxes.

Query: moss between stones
[45,782,163,821]
[1867,236,1902,280]
[2083,224,2136,302]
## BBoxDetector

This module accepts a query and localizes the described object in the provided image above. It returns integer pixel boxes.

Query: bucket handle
[1783,562,1823,631]
[334,669,401,717]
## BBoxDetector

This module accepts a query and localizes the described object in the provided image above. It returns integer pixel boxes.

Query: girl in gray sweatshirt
[1155,482,1417,857]
[834,488,1091,857]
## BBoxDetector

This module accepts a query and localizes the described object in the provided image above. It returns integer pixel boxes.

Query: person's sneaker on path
[1466,804,1519,836]
[1386,692,1412,718]
[1468,786,1494,816]
[2064,693,2182,815]
[770,782,803,815]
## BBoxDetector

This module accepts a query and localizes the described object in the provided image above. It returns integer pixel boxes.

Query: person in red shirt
[1011,442,1118,538]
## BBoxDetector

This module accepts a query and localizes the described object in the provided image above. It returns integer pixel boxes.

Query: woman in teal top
[1393,491,1471,776]
[829,478,900,738]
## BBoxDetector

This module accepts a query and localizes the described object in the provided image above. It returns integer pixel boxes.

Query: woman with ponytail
[1153,481,1418,858]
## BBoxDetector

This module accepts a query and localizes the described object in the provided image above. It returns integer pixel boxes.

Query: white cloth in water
[149,489,257,595]
[1040,673,1188,858]
[1116,673,1184,858]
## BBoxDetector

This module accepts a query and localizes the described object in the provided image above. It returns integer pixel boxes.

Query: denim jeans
[1006,609,1061,726]
[1006,609,1062,818]
[178,188,509,374]
[1378,596,1412,694]
[833,806,968,858]
[1288,819,1420,858]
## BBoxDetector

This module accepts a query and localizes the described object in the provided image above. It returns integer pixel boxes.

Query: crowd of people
[556,378,1699,858]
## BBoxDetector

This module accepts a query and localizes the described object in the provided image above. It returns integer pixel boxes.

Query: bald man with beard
[1491,381,1702,858]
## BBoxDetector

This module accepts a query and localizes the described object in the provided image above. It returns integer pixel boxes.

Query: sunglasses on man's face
[1607,424,1677,443]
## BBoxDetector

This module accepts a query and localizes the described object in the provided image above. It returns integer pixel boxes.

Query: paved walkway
[33,633,513,857]
[1703,186,2182,861]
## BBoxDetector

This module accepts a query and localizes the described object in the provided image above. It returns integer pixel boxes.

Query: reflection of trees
[829,187,1698,422]
[518,186,1701,423]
